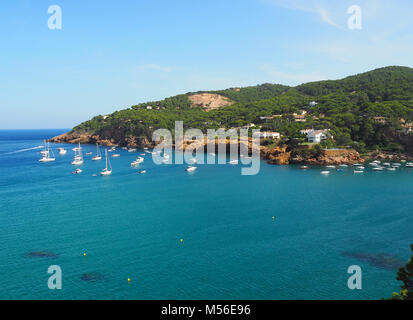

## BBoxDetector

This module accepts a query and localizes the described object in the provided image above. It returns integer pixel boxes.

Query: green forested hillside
[72,66,413,154]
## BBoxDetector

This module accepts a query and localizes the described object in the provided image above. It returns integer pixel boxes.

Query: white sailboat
[39,142,55,162]
[40,140,49,156]
[58,147,67,155]
[92,143,102,161]
[100,149,112,176]
[71,142,84,165]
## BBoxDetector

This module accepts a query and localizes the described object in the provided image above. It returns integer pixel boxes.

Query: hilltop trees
[71,66,413,155]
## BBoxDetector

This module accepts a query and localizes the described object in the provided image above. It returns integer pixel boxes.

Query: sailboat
[58,147,67,155]
[92,143,102,161]
[100,149,112,176]
[40,140,49,156]
[71,142,84,165]
[39,142,55,162]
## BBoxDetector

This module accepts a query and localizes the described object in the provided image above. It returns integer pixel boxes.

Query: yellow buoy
[128,278,131,283]
[272,216,275,221]
[180,239,183,243]
[83,253,86,257]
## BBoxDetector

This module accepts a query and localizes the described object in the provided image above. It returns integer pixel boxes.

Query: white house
[254,132,281,139]
[306,129,330,143]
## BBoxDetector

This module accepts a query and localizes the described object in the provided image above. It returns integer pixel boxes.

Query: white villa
[254,132,281,139]
[301,129,331,144]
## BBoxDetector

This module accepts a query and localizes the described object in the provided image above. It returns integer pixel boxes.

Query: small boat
[111,154,121,158]
[131,157,144,166]
[128,148,137,152]
[138,170,146,174]
[186,166,197,172]
[58,147,67,155]
[355,166,365,170]
[188,158,197,164]
[72,168,82,174]
[326,165,336,169]
[353,163,363,167]
[39,142,55,162]
[406,162,413,167]
[372,167,384,171]
[354,170,364,174]
[382,163,391,167]
[373,160,381,164]
[300,166,309,170]
[92,143,102,161]
[122,147,127,150]
[86,152,93,156]
[392,163,401,167]
[339,164,348,168]
[100,150,112,176]
[228,159,239,165]
[321,171,330,175]
[387,167,396,171]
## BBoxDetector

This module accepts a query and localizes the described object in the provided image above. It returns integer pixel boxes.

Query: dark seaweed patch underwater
[81,272,105,282]
[25,251,58,258]
[342,252,404,270]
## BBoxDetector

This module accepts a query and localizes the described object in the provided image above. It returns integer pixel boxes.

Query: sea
[0,129,412,300]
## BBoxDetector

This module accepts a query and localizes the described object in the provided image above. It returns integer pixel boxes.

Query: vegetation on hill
[72,66,413,155]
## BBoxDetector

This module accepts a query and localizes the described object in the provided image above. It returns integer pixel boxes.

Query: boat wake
[5,146,44,155]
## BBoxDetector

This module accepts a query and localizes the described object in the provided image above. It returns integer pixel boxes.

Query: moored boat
[39,142,55,162]
[92,143,102,161]
[100,150,112,176]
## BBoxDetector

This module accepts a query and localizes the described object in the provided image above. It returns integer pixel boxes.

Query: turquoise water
[0,129,412,300]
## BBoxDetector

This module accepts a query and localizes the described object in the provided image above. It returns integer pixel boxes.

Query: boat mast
[105,149,108,170]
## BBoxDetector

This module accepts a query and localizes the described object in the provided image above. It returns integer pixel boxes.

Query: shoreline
[48,131,413,166]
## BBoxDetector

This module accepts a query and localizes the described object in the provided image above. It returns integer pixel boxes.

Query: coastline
[47,130,413,165]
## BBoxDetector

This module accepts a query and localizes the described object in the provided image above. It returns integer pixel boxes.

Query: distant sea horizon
[0,129,411,300]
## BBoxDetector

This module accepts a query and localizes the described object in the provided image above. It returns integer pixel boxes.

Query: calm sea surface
[0,129,412,300]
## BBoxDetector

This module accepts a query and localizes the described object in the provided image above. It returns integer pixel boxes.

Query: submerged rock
[80,272,105,282]
[25,251,58,258]
[342,251,404,270]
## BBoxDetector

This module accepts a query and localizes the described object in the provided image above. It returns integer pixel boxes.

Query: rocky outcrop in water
[48,131,153,148]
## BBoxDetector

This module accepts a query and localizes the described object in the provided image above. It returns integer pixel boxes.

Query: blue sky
[1,0,413,129]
